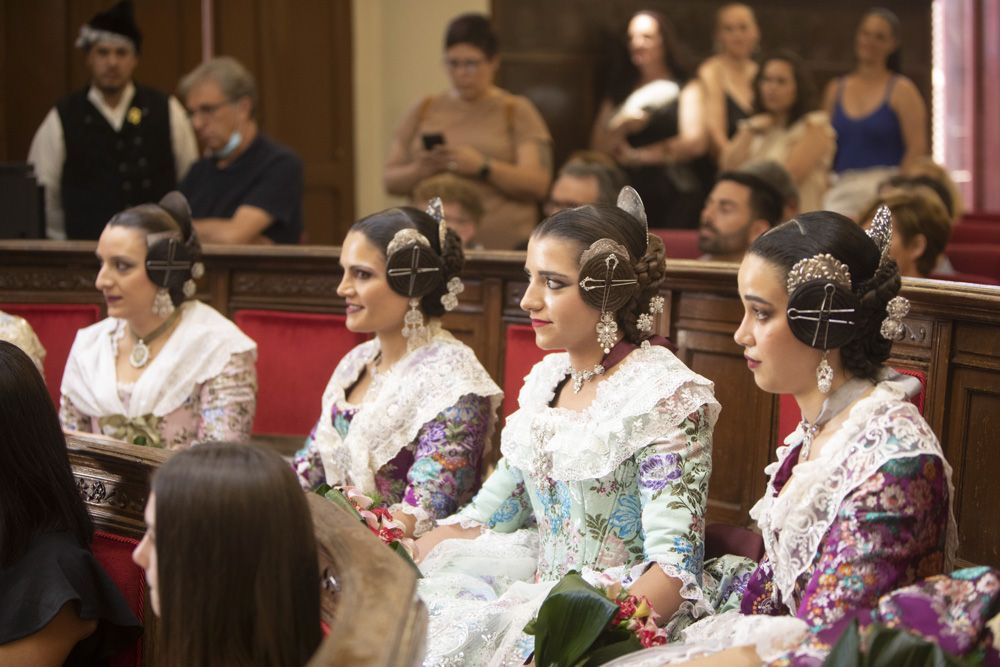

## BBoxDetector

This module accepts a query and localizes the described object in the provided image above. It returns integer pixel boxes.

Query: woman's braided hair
[533,204,667,345]
[749,211,901,381]
[351,207,465,317]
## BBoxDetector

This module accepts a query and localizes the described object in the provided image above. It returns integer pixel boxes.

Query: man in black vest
[27,0,197,240]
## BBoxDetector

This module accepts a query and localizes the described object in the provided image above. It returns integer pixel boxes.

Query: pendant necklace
[798,376,874,459]
[129,309,181,369]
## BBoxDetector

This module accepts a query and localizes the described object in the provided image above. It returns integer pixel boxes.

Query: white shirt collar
[86,81,136,131]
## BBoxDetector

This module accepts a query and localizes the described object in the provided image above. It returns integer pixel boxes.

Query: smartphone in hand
[422,132,445,151]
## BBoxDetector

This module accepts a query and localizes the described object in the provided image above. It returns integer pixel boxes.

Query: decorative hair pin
[786,254,852,293]
[866,204,892,262]
[784,253,858,394]
[426,197,448,251]
[866,205,913,341]
[425,196,464,312]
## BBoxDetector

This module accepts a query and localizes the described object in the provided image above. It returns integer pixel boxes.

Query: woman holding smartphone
[383,13,552,250]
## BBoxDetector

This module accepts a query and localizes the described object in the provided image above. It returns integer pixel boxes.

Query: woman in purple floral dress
[293,205,502,538]
[607,210,998,667]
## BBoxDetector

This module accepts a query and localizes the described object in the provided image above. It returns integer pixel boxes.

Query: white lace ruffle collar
[313,324,502,495]
[750,372,958,612]
[60,301,256,418]
[501,345,718,482]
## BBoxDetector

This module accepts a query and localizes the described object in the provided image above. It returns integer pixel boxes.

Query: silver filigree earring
[816,351,834,394]
[402,298,427,349]
[596,311,618,355]
[152,288,175,317]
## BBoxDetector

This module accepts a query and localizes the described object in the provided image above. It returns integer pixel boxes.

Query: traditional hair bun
[577,241,639,312]
[384,234,446,299]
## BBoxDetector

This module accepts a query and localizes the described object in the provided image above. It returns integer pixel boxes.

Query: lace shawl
[501,345,719,482]
[60,301,257,418]
[751,372,959,613]
[313,324,502,495]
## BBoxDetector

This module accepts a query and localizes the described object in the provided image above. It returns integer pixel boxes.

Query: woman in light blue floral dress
[293,205,502,538]
[413,191,726,666]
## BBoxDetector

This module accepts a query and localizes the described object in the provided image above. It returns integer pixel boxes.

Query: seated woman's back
[133,442,322,667]
[0,341,140,667]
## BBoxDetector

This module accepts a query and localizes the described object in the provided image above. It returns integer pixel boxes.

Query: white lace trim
[313,323,502,495]
[61,301,256,418]
[622,561,714,621]
[751,373,958,612]
[436,514,486,530]
[391,501,436,538]
[602,611,809,666]
[501,346,719,482]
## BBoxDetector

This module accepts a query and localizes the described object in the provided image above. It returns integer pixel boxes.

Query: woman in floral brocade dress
[293,205,502,539]
[60,192,257,450]
[606,211,999,667]
[412,190,737,666]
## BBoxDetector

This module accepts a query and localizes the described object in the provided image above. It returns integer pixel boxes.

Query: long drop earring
[401,298,427,350]
[596,311,618,355]
[816,351,834,394]
[152,288,175,317]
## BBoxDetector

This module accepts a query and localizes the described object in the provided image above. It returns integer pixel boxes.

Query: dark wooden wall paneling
[491,0,932,170]
[4,240,999,568]
[0,0,354,245]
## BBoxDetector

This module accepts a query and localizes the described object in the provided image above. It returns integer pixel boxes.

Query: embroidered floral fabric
[293,329,501,536]
[419,346,722,666]
[607,377,967,667]
[293,392,494,535]
[59,349,257,449]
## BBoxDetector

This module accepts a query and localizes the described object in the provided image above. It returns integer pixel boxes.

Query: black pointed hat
[77,1,142,53]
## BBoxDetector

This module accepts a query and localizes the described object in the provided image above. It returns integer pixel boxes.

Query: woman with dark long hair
[821,8,928,218]
[720,51,835,211]
[132,442,321,666]
[591,10,712,229]
[0,341,140,666]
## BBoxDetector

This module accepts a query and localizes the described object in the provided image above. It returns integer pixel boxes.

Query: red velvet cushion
[0,303,101,405]
[650,229,700,260]
[949,222,1000,245]
[233,310,368,435]
[502,324,554,419]
[944,243,1000,281]
[705,523,765,562]
[91,531,143,667]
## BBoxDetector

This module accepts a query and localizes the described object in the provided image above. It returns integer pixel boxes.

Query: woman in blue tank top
[821,8,927,219]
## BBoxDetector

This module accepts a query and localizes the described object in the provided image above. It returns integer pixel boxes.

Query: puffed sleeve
[194,349,257,444]
[390,393,493,536]
[767,453,949,667]
[630,402,714,616]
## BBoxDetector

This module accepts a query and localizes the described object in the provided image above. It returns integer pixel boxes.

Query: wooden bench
[7,241,998,570]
